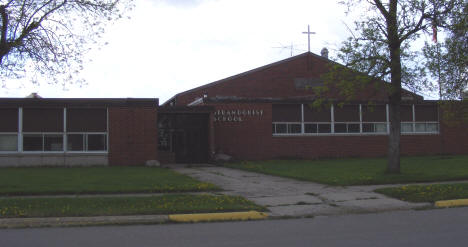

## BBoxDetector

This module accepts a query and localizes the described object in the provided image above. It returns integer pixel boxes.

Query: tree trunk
[386,0,401,174]
[387,96,401,173]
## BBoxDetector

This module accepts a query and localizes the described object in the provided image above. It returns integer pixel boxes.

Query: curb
[0,211,268,228]
[435,199,468,208]
[0,215,169,229]
[168,211,268,223]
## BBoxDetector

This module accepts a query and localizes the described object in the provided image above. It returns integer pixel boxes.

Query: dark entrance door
[158,112,209,163]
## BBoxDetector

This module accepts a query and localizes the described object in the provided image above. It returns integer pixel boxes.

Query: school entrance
[157,107,212,164]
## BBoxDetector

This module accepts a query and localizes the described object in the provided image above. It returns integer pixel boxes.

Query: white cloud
[1,0,352,102]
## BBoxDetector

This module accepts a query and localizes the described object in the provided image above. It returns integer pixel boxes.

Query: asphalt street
[1,207,468,247]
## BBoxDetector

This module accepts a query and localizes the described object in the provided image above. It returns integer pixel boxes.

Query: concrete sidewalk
[3,165,464,228]
[172,166,431,217]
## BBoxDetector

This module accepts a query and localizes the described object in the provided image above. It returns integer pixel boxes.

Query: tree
[0,0,131,87]
[326,0,463,173]
[423,1,467,99]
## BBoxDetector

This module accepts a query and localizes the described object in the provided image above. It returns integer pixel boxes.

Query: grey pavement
[172,166,431,217]
[3,207,468,247]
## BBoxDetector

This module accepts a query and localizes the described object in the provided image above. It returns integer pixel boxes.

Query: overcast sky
[1,0,359,103]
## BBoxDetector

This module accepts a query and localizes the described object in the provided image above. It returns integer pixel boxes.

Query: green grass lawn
[225,155,468,186]
[0,167,219,195]
[375,183,468,202]
[0,194,266,218]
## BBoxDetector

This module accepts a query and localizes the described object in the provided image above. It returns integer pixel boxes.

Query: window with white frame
[272,104,302,134]
[66,108,107,152]
[414,105,439,133]
[362,105,387,133]
[334,105,360,133]
[272,103,439,136]
[0,108,18,152]
[22,108,64,152]
[400,105,414,133]
[1,107,108,153]
[303,104,331,133]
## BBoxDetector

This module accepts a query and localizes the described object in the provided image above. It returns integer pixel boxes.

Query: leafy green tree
[327,0,462,173]
[0,0,132,87]
[423,1,467,99]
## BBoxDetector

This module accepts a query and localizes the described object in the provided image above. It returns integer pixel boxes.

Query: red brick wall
[211,103,273,160]
[175,53,416,106]
[108,107,158,166]
[209,102,468,160]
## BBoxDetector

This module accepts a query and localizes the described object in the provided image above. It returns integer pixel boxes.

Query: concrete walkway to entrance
[172,165,430,217]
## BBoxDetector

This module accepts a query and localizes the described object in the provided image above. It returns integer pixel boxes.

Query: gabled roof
[163,51,423,106]
[163,52,333,106]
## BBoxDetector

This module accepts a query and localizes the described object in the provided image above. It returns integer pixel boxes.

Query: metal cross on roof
[302,25,316,52]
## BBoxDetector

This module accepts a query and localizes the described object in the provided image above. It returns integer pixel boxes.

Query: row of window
[0,133,107,152]
[272,122,439,135]
[0,107,108,152]
[272,103,439,135]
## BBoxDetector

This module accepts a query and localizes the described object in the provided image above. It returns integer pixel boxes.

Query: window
[44,134,63,151]
[335,123,360,133]
[67,134,85,151]
[23,134,63,152]
[272,123,301,134]
[0,134,17,151]
[401,123,414,133]
[0,107,109,152]
[272,103,439,136]
[67,108,107,132]
[272,104,302,134]
[0,108,18,152]
[67,134,107,152]
[415,123,439,133]
[362,123,387,133]
[0,108,18,132]
[334,105,360,134]
[88,134,107,151]
[23,108,63,132]
[362,105,387,133]
[303,104,331,134]
[66,108,107,152]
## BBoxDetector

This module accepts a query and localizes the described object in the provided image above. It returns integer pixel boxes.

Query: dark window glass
[401,105,413,121]
[288,124,302,133]
[362,105,386,122]
[272,104,301,122]
[23,134,43,151]
[23,108,63,132]
[362,123,374,133]
[348,124,360,133]
[334,105,359,122]
[88,134,107,151]
[318,124,331,133]
[415,105,438,121]
[305,124,318,133]
[67,108,107,132]
[303,104,331,122]
[44,134,63,151]
[67,134,84,151]
[334,123,347,133]
[0,108,18,132]
[274,124,287,134]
